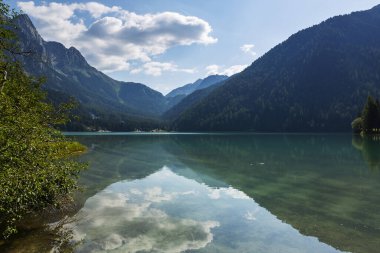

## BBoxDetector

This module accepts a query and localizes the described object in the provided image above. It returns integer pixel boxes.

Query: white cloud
[223,64,249,76]
[205,64,220,76]
[241,44,257,57]
[82,2,121,18]
[131,61,196,76]
[87,54,131,73]
[17,1,217,73]
[206,64,248,76]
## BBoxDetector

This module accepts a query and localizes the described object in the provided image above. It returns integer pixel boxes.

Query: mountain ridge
[12,14,177,130]
[163,78,227,120]
[166,75,228,98]
[171,5,380,132]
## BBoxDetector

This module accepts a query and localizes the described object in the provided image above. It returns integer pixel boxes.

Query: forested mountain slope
[172,5,380,132]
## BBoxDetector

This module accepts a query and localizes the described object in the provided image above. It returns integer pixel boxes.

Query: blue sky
[9,0,380,94]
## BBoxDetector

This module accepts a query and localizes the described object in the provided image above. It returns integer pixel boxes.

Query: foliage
[361,96,380,134]
[0,1,86,238]
[352,95,380,135]
[351,117,363,134]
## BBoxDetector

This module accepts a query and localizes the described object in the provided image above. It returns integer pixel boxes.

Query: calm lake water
[1,133,380,253]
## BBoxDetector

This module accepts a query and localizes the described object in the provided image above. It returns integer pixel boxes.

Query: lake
[1,133,380,253]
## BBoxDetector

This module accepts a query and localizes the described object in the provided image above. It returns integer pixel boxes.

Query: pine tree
[361,96,380,134]
[352,95,380,135]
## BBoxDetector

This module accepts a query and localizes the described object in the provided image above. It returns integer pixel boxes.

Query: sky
[8,0,380,94]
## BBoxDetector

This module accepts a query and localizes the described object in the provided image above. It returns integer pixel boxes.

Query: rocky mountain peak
[13,14,44,46]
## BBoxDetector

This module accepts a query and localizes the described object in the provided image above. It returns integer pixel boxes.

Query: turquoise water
[2,134,380,252]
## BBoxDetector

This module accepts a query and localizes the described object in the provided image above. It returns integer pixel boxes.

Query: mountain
[12,14,169,130]
[163,75,228,120]
[172,5,380,132]
[166,75,228,98]
[166,79,203,98]
[118,82,168,115]
[163,78,227,120]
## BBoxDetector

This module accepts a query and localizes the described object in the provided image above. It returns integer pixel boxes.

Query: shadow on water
[162,134,380,253]
[352,134,380,171]
[1,134,380,252]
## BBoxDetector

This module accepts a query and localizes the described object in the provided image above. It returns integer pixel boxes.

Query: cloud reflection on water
[63,167,219,252]
[58,166,343,253]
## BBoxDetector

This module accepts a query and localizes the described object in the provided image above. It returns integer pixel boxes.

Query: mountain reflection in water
[2,134,380,253]
[61,167,341,253]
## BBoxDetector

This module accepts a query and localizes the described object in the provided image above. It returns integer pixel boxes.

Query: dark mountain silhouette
[172,5,380,132]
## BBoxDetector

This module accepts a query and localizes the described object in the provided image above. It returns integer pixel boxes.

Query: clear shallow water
[2,134,380,253]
